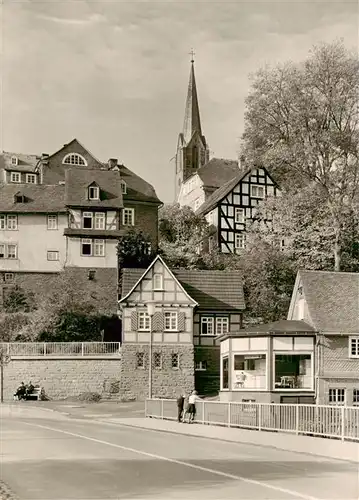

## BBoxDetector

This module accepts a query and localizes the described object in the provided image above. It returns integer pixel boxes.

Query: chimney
[108,158,118,169]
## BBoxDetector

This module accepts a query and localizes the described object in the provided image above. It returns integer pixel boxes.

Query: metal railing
[145,398,359,442]
[0,342,121,357]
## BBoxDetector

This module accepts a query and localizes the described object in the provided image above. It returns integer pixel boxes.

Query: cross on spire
[189,48,195,63]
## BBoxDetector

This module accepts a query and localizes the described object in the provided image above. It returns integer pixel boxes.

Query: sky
[1,0,358,203]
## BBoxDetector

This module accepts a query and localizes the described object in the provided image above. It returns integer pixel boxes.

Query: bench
[26,387,44,401]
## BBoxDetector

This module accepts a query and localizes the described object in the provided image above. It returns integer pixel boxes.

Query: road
[0,407,358,500]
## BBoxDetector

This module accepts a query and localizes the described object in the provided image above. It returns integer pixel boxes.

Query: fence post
[81,343,84,357]
[202,400,205,425]
[295,404,299,435]
[145,399,148,418]
[161,398,164,420]
[43,343,47,356]
[341,406,345,441]
[258,404,262,431]
[228,402,231,428]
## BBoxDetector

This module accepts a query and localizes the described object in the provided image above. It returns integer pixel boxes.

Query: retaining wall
[2,358,122,400]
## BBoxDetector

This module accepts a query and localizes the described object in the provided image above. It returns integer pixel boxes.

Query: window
[136,352,145,369]
[94,239,105,257]
[4,273,14,282]
[234,354,267,390]
[47,215,58,230]
[153,273,163,290]
[121,181,127,194]
[11,156,18,166]
[94,212,105,230]
[138,312,150,331]
[10,172,21,183]
[81,239,92,256]
[235,208,245,224]
[6,215,18,230]
[349,337,359,358]
[88,186,99,200]
[353,389,359,406]
[26,174,36,184]
[47,251,59,261]
[216,317,229,335]
[329,388,345,405]
[63,153,87,166]
[0,244,5,258]
[83,212,93,229]
[208,211,214,224]
[123,208,134,226]
[7,244,17,259]
[14,194,25,203]
[235,233,245,249]
[171,353,179,369]
[195,361,207,371]
[274,354,312,390]
[222,357,229,390]
[164,312,178,331]
[153,352,162,369]
[0,215,5,229]
[201,317,214,335]
[194,199,200,211]
[251,185,265,198]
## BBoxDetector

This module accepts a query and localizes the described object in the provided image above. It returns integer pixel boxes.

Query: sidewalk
[98,416,359,463]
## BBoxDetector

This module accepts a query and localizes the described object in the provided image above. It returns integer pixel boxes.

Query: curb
[96,418,359,464]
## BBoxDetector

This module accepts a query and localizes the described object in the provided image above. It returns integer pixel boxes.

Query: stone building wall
[2,358,121,401]
[120,344,195,400]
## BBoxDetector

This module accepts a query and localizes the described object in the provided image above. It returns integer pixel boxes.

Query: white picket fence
[0,342,121,357]
[145,398,359,442]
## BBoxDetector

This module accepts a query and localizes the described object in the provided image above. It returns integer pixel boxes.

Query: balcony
[64,228,125,238]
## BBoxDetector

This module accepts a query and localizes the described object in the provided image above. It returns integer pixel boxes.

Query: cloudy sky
[1,0,358,202]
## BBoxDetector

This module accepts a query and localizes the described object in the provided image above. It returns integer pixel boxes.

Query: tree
[118,229,155,269]
[3,285,36,313]
[158,203,210,268]
[241,40,359,270]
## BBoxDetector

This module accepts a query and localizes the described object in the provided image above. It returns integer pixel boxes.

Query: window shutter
[131,311,138,331]
[178,312,185,332]
[152,312,164,332]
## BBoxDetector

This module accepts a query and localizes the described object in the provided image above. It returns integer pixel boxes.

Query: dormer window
[121,180,127,194]
[11,156,18,166]
[62,153,87,166]
[14,194,25,203]
[88,185,100,200]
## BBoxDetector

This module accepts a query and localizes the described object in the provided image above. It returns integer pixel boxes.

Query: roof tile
[0,184,66,212]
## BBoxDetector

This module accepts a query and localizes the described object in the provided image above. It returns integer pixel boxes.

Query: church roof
[196,158,239,189]
[182,62,204,145]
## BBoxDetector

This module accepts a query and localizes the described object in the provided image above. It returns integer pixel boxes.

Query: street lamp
[146,301,156,399]
[0,348,11,403]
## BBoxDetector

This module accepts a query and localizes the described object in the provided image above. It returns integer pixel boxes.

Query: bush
[77,392,102,403]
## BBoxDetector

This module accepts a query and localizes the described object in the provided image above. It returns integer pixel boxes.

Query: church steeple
[174,51,210,202]
[182,53,203,144]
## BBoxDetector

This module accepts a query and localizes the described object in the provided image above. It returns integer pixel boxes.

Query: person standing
[187,390,200,423]
[176,393,186,422]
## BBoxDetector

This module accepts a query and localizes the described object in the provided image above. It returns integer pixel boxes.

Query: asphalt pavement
[0,405,358,500]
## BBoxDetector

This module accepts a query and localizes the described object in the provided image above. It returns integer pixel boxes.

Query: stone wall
[120,344,195,400]
[2,358,121,401]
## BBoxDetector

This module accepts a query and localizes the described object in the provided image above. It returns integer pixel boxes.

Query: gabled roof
[121,260,245,311]
[46,138,103,164]
[196,158,239,189]
[119,255,198,306]
[0,184,66,212]
[292,270,359,333]
[119,165,161,204]
[0,152,39,173]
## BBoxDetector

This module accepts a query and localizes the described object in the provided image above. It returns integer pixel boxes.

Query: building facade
[0,139,161,315]
[287,270,359,406]
[119,256,244,398]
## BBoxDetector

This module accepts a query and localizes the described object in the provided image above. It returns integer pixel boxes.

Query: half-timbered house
[196,167,280,253]
[119,255,245,399]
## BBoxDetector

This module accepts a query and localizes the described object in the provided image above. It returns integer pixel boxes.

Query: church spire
[182,50,203,144]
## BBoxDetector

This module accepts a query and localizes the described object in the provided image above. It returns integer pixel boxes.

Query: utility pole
[0,348,11,403]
